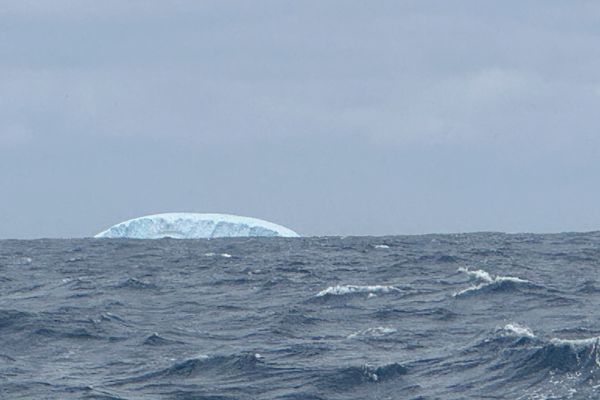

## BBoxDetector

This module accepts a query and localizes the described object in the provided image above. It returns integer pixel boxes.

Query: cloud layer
[1,1,599,237]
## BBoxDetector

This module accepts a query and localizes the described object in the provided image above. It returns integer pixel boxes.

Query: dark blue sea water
[1,233,599,399]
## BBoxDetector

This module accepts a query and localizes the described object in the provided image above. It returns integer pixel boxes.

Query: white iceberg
[95,213,299,239]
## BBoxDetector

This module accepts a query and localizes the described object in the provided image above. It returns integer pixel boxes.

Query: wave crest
[319,363,407,390]
[454,267,531,297]
[316,285,400,297]
[115,353,268,384]
[500,323,535,339]
[477,327,600,377]
[531,336,600,372]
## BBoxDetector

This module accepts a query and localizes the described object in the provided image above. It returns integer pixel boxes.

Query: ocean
[1,233,599,399]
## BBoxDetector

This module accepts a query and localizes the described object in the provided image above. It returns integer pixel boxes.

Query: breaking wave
[500,323,535,339]
[316,285,400,297]
[467,323,600,384]
[453,267,533,297]
[523,336,600,374]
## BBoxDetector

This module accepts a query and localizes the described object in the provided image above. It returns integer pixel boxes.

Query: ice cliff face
[95,213,300,239]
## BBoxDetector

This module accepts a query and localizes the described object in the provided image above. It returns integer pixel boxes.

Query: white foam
[502,323,535,338]
[373,244,390,249]
[347,326,397,339]
[550,336,600,347]
[316,285,400,297]
[454,267,530,296]
[458,267,494,282]
[220,253,232,258]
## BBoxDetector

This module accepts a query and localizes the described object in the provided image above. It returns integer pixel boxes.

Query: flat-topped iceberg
[95,213,299,239]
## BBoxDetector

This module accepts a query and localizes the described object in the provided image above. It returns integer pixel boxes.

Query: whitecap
[458,267,494,282]
[220,253,232,258]
[550,336,600,347]
[454,267,530,297]
[502,323,535,339]
[316,285,400,297]
[373,244,390,249]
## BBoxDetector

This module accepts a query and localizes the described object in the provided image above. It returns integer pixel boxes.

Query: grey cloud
[1,1,600,238]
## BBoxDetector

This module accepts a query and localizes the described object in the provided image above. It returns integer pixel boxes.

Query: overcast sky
[1,1,600,238]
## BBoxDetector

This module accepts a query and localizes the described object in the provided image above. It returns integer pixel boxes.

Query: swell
[111,353,277,385]
[1,235,599,400]
[0,308,131,343]
[443,324,600,383]
[110,352,409,397]
[516,336,600,375]
[315,362,408,390]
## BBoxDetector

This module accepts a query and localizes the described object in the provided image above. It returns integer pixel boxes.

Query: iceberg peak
[95,213,299,239]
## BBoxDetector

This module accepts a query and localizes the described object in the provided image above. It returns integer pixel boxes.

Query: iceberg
[95,213,300,239]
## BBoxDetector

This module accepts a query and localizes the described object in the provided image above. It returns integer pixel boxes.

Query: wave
[500,323,535,339]
[373,244,390,249]
[34,327,102,340]
[0,354,16,362]
[60,277,96,291]
[276,309,320,327]
[453,267,532,297]
[271,309,323,338]
[142,332,182,346]
[316,285,400,297]
[373,306,458,322]
[277,394,326,400]
[526,336,600,373]
[11,256,32,265]
[419,323,600,398]
[204,252,233,258]
[0,309,34,330]
[579,280,600,293]
[317,362,407,390]
[467,323,600,378]
[0,308,131,343]
[114,278,158,290]
[347,326,397,339]
[115,353,408,395]
[114,353,271,384]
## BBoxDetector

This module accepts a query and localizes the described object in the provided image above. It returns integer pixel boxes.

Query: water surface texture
[1,233,599,399]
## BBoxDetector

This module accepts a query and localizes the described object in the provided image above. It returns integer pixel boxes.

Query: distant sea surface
[1,233,600,399]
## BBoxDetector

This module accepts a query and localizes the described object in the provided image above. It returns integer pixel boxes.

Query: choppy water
[1,233,599,399]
